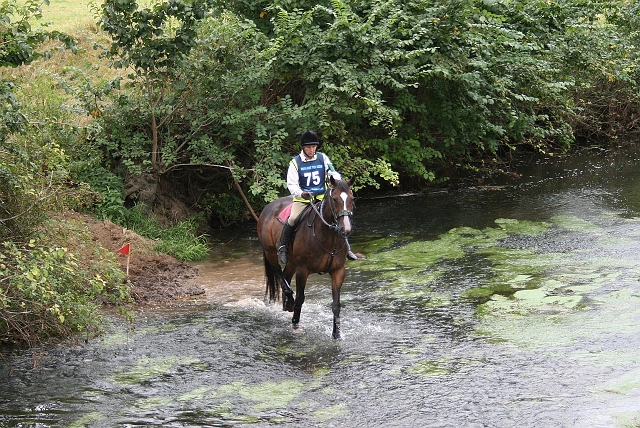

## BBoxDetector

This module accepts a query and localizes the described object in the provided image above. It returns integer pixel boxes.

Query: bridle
[308,185,353,234]
[306,184,354,266]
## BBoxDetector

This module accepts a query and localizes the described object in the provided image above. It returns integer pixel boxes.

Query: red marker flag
[117,243,131,276]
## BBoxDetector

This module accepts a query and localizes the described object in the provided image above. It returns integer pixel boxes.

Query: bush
[0,232,132,346]
[74,166,127,223]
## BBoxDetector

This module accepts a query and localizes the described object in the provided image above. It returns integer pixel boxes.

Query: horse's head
[327,176,354,239]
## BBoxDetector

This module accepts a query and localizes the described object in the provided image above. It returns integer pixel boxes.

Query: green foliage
[0,135,70,242]
[100,0,209,75]
[210,0,637,188]
[201,191,248,227]
[99,0,214,170]
[0,0,76,68]
[0,0,78,243]
[0,0,76,140]
[122,205,210,261]
[564,0,640,144]
[0,0,138,348]
[73,166,126,223]
[0,235,132,345]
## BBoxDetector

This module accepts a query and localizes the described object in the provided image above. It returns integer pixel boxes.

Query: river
[2,148,640,427]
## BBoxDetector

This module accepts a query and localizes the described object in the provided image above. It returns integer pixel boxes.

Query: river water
[2,149,640,427]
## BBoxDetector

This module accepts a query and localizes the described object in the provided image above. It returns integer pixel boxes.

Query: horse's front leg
[292,271,308,328]
[330,267,345,339]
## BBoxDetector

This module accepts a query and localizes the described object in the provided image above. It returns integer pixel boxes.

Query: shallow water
[2,149,640,427]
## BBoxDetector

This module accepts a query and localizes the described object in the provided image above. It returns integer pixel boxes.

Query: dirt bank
[67,212,205,304]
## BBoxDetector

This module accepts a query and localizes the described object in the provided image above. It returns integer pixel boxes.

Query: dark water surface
[2,149,640,427]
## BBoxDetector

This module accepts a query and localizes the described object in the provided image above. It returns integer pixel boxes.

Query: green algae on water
[603,367,640,395]
[114,356,201,384]
[551,215,600,232]
[358,220,553,282]
[407,360,450,376]
[206,327,239,340]
[312,403,348,420]
[178,386,211,402]
[132,396,173,411]
[100,331,132,346]
[210,380,304,412]
[353,235,409,254]
[494,218,552,235]
[67,412,104,428]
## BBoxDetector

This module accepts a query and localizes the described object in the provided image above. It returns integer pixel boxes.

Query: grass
[2,1,120,122]
[38,0,161,32]
[38,0,99,33]
[123,206,210,262]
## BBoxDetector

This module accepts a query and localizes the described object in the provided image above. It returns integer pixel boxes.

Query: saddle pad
[277,203,293,224]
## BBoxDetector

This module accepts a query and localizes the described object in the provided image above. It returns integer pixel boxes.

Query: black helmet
[300,130,320,147]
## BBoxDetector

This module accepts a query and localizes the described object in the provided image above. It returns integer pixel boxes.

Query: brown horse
[257,176,354,339]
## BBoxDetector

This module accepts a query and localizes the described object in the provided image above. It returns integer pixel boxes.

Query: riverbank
[65,212,206,304]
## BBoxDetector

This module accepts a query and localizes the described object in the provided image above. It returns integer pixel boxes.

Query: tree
[99,0,211,172]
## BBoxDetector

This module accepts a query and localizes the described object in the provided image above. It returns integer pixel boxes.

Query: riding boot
[277,223,294,265]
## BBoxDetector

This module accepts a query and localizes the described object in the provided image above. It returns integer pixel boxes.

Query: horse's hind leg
[291,271,308,328]
[278,275,295,312]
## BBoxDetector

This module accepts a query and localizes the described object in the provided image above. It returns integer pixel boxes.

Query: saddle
[277,202,317,227]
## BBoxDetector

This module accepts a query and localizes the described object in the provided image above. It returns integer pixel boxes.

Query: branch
[160,162,259,222]
[0,171,56,224]
[163,162,251,174]
[225,160,259,222]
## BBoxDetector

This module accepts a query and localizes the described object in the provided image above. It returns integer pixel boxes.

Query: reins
[307,186,353,232]
[308,198,337,231]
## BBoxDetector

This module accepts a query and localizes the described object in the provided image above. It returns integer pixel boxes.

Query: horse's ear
[330,175,337,186]
[348,177,355,188]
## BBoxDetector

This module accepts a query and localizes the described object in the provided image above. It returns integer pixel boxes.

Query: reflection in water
[2,150,640,427]
[192,250,265,303]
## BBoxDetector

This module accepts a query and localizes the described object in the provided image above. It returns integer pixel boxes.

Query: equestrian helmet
[300,130,320,147]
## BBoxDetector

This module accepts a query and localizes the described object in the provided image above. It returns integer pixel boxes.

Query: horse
[257,176,354,339]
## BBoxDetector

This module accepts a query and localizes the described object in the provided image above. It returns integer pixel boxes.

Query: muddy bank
[67,212,205,304]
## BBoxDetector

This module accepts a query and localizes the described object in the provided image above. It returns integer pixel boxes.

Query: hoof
[286,302,295,313]
[283,293,295,312]
[332,325,341,340]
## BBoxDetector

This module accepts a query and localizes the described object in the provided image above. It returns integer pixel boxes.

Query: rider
[277,130,357,265]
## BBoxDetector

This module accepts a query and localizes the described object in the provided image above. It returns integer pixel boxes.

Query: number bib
[295,152,326,197]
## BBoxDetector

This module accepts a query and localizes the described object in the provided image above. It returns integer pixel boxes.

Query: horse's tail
[263,252,280,302]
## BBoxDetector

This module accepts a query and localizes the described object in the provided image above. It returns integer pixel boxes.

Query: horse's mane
[333,178,351,192]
